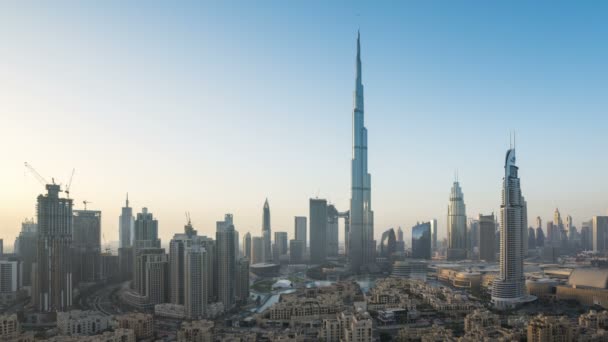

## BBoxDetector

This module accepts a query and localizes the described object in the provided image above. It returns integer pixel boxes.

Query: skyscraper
[184,245,208,319]
[235,258,249,304]
[294,216,307,249]
[468,218,480,256]
[528,227,536,250]
[34,183,73,312]
[242,232,251,262]
[411,222,431,260]
[396,227,405,253]
[492,147,530,309]
[479,214,496,262]
[310,198,328,265]
[273,232,288,261]
[251,237,264,264]
[216,214,236,310]
[72,209,102,284]
[119,194,134,248]
[581,220,592,251]
[289,239,305,264]
[349,32,375,273]
[521,197,528,256]
[133,208,160,249]
[535,226,545,247]
[430,219,438,253]
[592,216,608,252]
[262,199,271,262]
[447,181,467,260]
[135,248,168,305]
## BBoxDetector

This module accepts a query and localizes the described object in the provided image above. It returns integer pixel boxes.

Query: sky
[1,1,607,251]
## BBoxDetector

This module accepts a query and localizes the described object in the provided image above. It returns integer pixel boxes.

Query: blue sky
[1,1,607,247]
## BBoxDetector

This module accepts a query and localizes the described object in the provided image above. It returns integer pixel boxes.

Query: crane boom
[65,168,75,198]
[24,162,49,186]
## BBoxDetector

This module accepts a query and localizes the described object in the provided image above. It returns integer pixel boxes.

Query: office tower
[118,247,134,281]
[411,222,431,259]
[34,183,73,312]
[273,232,288,262]
[169,232,191,305]
[430,219,438,252]
[216,214,236,309]
[0,257,22,305]
[349,32,375,273]
[235,258,249,304]
[242,232,251,262]
[536,216,542,231]
[326,205,339,257]
[554,208,564,232]
[565,215,573,235]
[135,248,168,305]
[294,216,307,249]
[468,218,480,255]
[447,181,467,260]
[535,226,545,248]
[380,228,396,258]
[581,220,592,251]
[184,245,208,319]
[310,198,328,264]
[492,147,528,309]
[546,222,555,245]
[119,194,134,248]
[262,199,272,262]
[133,208,160,249]
[14,219,37,286]
[72,209,102,284]
[528,227,536,250]
[197,237,216,302]
[251,237,264,264]
[592,216,608,252]
[479,214,496,262]
[100,252,119,281]
[289,240,305,264]
[396,227,405,253]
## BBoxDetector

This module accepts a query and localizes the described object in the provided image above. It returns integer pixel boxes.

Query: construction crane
[185,211,192,225]
[83,200,92,210]
[64,168,75,198]
[24,162,49,186]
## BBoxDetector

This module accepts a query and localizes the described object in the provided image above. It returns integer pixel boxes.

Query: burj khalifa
[349,32,375,272]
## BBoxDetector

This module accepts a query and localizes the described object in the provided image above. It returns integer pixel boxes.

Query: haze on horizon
[1,1,607,250]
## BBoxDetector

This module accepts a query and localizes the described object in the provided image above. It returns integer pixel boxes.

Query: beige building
[177,320,214,342]
[527,314,574,342]
[464,309,500,332]
[0,314,19,339]
[321,312,372,342]
[116,313,154,340]
[57,310,111,336]
[556,268,608,308]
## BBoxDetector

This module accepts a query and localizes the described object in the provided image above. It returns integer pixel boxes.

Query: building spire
[126,192,129,207]
[356,30,362,85]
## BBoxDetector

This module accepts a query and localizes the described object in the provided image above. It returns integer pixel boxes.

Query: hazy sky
[1,1,607,250]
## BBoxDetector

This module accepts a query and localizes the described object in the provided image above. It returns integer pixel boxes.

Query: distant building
[119,194,134,248]
[411,222,431,260]
[310,198,328,264]
[447,181,467,260]
[242,232,251,262]
[34,183,73,312]
[118,247,134,282]
[178,320,214,342]
[262,199,272,262]
[100,252,119,281]
[326,205,340,257]
[13,219,37,286]
[527,314,574,342]
[478,214,495,262]
[430,219,438,253]
[216,214,236,310]
[273,232,288,262]
[72,209,102,284]
[581,220,593,251]
[289,239,305,264]
[235,258,249,304]
[134,248,168,305]
[528,227,536,250]
[396,227,405,254]
[184,245,208,319]
[133,208,160,249]
[0,258,22,305]
[380,228,396,258]
[468,218,479,256]
[535,226,545,248]
[294,216,307,249]
[251,237,264,264]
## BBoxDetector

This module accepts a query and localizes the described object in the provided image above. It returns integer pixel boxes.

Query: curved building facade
[492,148,534,309]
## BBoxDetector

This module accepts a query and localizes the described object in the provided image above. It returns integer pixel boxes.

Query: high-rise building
[592,216,608,252]
[216,214,236,310]
[242,232,251,262]
[535,226,545,248]
[468,218,480,256]
[430,219,438,253]
[492,147,530,309]
[14,219,37,286]
[478,214,495,262]
[251,237,264,264]
[581,220,593,251]
[184,245,208,319]
[521,197,528,255]
[119,194,134,248]
[0,257,22,305]
[411,222,431,260]
[118,247,134,282]
[447,181,467,260]
[34,183,73,312]
[294,216,307,249]
[169,221,199,306]
[310,198,328,265]
[133,208,160,249]
[326,205,339,257]
[289,240,305,264]
[273,232,288,262]
[349,32,375,273]
[262,199,272,262]
[134,248,168,305]
[528,227,536,250]
[380,228,396,258]
[72,209,102,284]
[235,258,249,304]
[396,227,405,253]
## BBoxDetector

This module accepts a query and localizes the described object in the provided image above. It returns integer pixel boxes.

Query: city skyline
[2,2,608,249]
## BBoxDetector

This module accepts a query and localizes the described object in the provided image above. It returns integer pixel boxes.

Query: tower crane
[24,162,49,186]
[83,200,92,210]
[65,168,75,198]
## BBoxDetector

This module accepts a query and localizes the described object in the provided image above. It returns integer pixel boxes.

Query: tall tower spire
[126,192,129,208]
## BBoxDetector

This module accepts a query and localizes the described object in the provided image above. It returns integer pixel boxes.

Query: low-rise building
[56,310,111,336]
[116,313,154,340]
[177,320,214,342]
[154,303,185,319]
[527,314,575,342]
[0,314,20,339]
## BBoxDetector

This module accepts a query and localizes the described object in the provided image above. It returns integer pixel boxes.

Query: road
[78,281,129,316]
